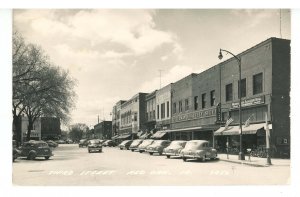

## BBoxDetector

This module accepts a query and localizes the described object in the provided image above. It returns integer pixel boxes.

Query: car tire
[88,150,91,153]
[127,147,129,150]
[183,157,187,162]
[149,152,153,155]
[131,149,134,152]
[45,156,50,160]
[201,156,206,162]
[159,152,162,156]
[27,153,36,160]
[139,150,142,153]
[166,155,170,159]
[99,149,102,153]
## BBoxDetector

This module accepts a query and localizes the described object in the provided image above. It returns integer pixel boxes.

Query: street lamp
[218,49,245,160]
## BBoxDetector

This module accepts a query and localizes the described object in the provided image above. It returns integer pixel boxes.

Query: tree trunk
[26,119,34,141]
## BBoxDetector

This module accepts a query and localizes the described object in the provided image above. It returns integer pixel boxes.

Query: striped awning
[214,123,271,136]
[151,131,167,139]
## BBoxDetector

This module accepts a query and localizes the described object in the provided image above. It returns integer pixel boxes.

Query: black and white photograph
[1,2,299,197]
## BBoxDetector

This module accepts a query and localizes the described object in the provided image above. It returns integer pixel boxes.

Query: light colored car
[129,139,143,152]
[87,139,102,153]
[119,140,133,150]
[146,140,171,155]
[163,140,187,158]
[137,139,154,153]
[180,140,217,162]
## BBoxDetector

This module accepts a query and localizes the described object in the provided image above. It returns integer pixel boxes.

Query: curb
[219,158,269,167]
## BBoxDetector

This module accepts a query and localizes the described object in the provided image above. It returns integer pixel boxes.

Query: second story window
[194,96,198,110]
[179,100,183,113]
[173,102,176,114]
[253,73,263,95]
[185,99,189,111]
[226,83,233,101]
[161,103,165,119]
[238,78,247,98]
[210,90,216,106]
[202,93,206,109]
[157,105,160,119]
[167,101,170,118]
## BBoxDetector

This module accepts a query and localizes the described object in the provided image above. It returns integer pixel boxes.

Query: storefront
[214,123,270,154]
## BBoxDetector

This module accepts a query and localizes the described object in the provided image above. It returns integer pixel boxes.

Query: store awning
[214,123,271,136]
[117,134,131,139]
[111,135,119,140]
[137,131,145,137]
[151,131,167,139]
[140,133,151,139]
[166,126,219,133]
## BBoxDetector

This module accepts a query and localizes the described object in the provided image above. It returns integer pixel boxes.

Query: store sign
[172,108,216,123]
[231,96,265,109]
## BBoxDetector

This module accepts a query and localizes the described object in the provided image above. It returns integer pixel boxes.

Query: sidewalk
[218,153,290,167]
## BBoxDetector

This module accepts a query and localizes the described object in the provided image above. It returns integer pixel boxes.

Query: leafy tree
[12,31,77,141]
[68,123,89,142]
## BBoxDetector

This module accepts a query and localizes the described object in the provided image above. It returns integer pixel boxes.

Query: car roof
[186,140,208,144]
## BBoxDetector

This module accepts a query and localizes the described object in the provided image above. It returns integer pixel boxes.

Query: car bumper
[180,153,202,159]
[146,149,159,153]
[88,147,102,151]
[164,152,180,156]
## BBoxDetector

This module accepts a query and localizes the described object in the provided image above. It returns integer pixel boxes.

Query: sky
[13,9,291,128]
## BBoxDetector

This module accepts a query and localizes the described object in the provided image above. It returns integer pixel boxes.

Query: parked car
[46,140,58,148]
[56,140,66,144]
[66,139,73,144]
[119,140,133,150]
[129,139,143,152]
[18,140,53,160]
[13,140,20,162]
[103,140,117,147]
[146,140,171,155]
[87,139,102,153]
[163,140,187,158]
[79,139,89,147]
[180,140,217,162]
[137,139,154,153]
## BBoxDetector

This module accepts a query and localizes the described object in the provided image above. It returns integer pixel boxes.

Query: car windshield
[184,141,202,149]
[141,140,153,146]
[80,140,86,143]
[168,141,186,148]
[131,140,142,146]
[37,143,49,148]
[120,140,129,145]
[89,140,100,144]
[152,141,164,146]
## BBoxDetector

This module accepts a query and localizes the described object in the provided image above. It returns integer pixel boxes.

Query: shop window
[185,99,189,111]
[210,90,215,106]
[226,83,233,101]
[253,73,263,95]
[194,96,198,110]
[202,93,206,109]
[238,78,247,98]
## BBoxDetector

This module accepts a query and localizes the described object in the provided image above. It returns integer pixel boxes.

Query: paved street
[13,144,290,186]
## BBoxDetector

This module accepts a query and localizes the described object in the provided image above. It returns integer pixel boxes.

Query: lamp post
[218,49,245,160]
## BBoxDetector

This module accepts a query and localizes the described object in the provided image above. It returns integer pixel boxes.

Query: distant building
[145,90,157,132]
[156,83,172,130]
[41,117,61,140]
[119,93,148,139]
[94,121,112,139]
[112,100,127,136]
